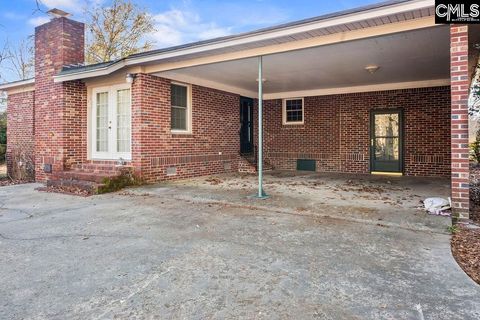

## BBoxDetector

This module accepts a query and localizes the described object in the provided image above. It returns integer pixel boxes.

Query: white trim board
[157,75,450,100]
[264,79,451,99]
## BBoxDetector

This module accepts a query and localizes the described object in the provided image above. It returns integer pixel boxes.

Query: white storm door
[92,85,131,160]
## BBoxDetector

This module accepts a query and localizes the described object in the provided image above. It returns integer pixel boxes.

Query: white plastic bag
[423,197,451,216]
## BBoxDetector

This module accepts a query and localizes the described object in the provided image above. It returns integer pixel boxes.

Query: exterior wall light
[126,73,136,84]
[365,65,380,74]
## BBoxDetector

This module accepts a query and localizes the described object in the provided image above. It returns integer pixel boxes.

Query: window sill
[171,130,192,134]
[282,122,304,126]
[171,131,194,137]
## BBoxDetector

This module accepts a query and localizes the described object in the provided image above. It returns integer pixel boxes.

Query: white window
[283,98,304,125]
[91,84,131,160]
[171,82,192,133]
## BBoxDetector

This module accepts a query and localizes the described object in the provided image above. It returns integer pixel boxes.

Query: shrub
[471,128,480,163]
[98,170,143,194]
[10,150,35,181]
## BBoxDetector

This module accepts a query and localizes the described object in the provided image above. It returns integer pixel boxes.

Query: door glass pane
[96,92,109,152]
[375,137,399,161]
[375,113,399,137]
[116,89,131,153]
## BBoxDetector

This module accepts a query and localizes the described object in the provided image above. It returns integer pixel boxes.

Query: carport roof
[59,0,414,75]
[155,25,450,99]
[52,0,436,83]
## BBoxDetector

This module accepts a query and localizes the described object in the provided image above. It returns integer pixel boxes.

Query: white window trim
[91,83,132,161]
[282,97,304,125]
[171,82,193,134]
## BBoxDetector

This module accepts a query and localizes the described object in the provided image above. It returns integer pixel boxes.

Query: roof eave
[0,78,35,91]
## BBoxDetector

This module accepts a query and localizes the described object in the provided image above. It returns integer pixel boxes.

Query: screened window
[283,98,304,124]
[171,84,190,132]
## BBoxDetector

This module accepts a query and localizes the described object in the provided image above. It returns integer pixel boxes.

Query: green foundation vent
[296,159,316,172]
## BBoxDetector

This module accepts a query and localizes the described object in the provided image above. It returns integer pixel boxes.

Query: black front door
[240,97,254,154]
[370,109,403,173]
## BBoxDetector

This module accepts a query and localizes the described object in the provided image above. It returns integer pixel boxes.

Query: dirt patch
[331,179,406,194]
[205,177,223,185]
[451,226,480,285]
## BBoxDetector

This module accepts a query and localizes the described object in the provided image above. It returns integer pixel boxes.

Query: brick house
[1,0,479,219]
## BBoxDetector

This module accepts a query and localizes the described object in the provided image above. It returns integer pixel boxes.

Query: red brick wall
[63,80,88,169]
[6,90,35,180]
[34,17,85,181]
[131,74,240,183]
[450,25,470,218]
[262,86,451,177]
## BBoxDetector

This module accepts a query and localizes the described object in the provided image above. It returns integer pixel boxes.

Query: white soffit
[53,0,436,82]
[155,25,450,97]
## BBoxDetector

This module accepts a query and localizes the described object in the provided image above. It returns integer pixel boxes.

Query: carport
[154,24,454,205]
[45,1,480,220]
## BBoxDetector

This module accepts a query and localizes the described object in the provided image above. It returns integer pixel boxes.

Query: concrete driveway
[0,182,479,320]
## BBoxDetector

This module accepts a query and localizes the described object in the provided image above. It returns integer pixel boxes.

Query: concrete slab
[0,182,478,319]
[136,171,452,233]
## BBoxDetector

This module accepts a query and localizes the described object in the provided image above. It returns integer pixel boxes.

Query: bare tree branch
[85,0,156,64]
[5,37,34,81]
[0,42,14,83]
[34,0,46,14]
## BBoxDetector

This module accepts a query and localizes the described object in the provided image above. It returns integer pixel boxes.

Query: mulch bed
[470,202,480,225]
[36,186,91,197]
[0,177,32,186]
[451,226,480,285]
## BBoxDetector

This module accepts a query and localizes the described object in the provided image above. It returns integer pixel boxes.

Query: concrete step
[45,163,135,195]
[71,163,133,175]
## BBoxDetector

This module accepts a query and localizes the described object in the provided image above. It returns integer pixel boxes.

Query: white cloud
[150,9,231,48]
[31,0,102,26]
[28,16,51,27]
[39,0,81,11]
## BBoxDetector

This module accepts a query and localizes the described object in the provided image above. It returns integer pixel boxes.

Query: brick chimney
[34,10,86,181]
[35,9,86,181]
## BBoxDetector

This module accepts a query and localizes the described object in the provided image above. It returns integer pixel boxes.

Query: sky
[0,0,381,82]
